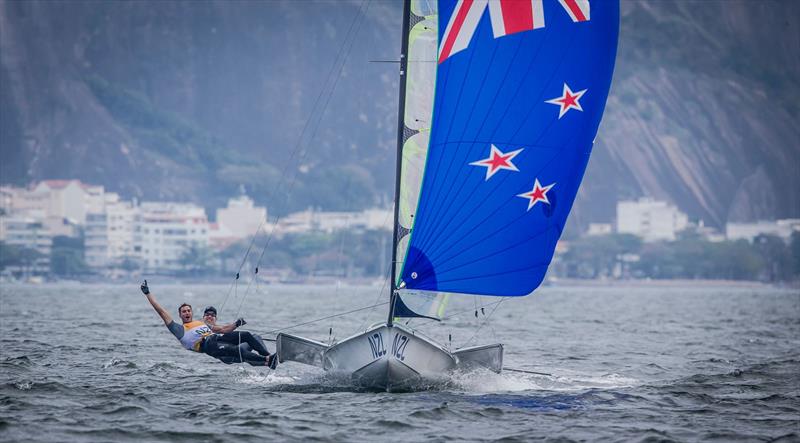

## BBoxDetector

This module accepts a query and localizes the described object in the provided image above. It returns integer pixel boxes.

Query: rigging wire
[352,203,394,334]
[218,224,263,314]
[353,271,391,334]
[258,301,389,336]
[437,297,506,322]
[457,297,507,349]
[385,295,510,347]
[214,0,372,320]
[233,0,373,321]
[327,174,356,342]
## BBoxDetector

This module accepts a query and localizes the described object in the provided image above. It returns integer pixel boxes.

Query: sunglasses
[204,312,217,317]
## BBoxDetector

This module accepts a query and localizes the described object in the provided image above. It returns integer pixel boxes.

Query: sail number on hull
[367,333,386,359]
[367,332,409,361]
[391,333,409,361]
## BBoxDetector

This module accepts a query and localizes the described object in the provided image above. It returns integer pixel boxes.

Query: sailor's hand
[235,318,246,327]
[140,280,150,295]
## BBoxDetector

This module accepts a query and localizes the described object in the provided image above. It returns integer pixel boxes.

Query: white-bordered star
[468,144,524,180]
[545,83,587,119]
[517,178,556,211]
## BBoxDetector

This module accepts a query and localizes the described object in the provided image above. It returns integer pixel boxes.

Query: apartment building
[85,194,138,269]
[0,216,52,273]
[726,219,800,243]
[278,207,393,234]
[616,198,689,242]
[216,195,267,239]
[136,202,209,272]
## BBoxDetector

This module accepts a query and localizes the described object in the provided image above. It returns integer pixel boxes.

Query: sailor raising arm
[140,280,277,369]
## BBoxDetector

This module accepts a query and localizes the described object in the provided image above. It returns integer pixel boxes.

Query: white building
[0,185,46,219]
[216,195,267,239]
[278,207,393,234]
[136,202,209,272]
[85,194,139,269]
[616,198,689,242]
[105,195,138,265]
[26,180,104,225]
[691,220,726,242]
[84,212,109,269]
[726,219,800,243]
[586,223,613,236]
[0,216,52,273]
[1,180,104,225]
[208,222,237,251]
[356,208,393,231]
[0,186,16,214]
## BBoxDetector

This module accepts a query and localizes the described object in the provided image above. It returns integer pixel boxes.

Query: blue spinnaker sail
[400,0,619,297]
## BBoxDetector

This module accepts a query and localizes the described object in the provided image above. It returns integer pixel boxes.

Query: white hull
[277,323,503,392]
[325,324,456,391]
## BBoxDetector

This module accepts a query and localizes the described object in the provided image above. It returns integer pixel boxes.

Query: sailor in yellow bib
[140,280,277,368]
[178,320,213,352]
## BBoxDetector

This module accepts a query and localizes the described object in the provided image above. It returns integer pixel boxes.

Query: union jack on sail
[438,0,591,64]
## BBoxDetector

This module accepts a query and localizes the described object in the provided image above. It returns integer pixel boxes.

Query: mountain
[576,0,800,229]
[1,0,798,228]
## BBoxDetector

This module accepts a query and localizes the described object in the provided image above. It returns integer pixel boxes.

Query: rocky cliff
[1,0,797,228]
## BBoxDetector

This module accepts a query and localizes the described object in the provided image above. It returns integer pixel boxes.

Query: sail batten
[393,2,441,289]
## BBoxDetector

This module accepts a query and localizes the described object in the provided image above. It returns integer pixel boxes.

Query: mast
[387,0,412,327]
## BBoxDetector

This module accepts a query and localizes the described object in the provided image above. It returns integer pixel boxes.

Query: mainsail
[391,1,448,320]
[394,1,439,286]
[394,0,619,298]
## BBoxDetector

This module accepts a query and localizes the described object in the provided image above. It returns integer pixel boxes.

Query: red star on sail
[517,178,555,211]
[469,144,524,180]
[545,83,587,119]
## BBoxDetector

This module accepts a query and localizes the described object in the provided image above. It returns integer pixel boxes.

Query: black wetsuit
[201,331,272,366]
[166,321,271,366]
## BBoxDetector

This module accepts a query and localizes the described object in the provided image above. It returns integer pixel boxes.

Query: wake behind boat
[278,0,619,391]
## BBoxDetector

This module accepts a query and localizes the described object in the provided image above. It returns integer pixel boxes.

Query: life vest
[179,320,212,352]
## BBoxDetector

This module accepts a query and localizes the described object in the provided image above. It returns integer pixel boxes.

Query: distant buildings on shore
[726,219,800,243]
[0,180,391,274]
[1,180,798,277]
[609,197,798,243]
[616,198,689,242]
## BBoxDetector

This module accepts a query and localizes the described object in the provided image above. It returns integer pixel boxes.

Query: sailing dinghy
[277,0,619,391]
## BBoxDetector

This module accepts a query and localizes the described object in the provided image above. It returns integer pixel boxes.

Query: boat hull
[323,324,456,391]
[277,323,504,392]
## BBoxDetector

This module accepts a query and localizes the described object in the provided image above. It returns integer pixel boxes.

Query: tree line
[2,230,799,282]
[560,231,800,282]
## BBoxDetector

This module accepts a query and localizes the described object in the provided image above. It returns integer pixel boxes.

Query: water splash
[449,368,640,393]
[102,358,137,369]
[234,367,298,386]
[450,368,550,393]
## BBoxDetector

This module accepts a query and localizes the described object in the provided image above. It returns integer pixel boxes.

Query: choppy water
[1,281,798,442]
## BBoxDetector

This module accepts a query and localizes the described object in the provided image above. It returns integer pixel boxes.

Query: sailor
[200,305,278,368]
[140,280,277,369]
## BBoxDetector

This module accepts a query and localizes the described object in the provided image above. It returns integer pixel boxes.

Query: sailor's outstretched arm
[140,280,173,326]
[209,318,245,334]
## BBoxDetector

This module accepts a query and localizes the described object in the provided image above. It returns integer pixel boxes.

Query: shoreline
[546,277,796,289]
[2,276,797,290]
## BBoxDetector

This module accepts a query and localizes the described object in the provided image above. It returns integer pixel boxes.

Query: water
[1,281,798,442]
